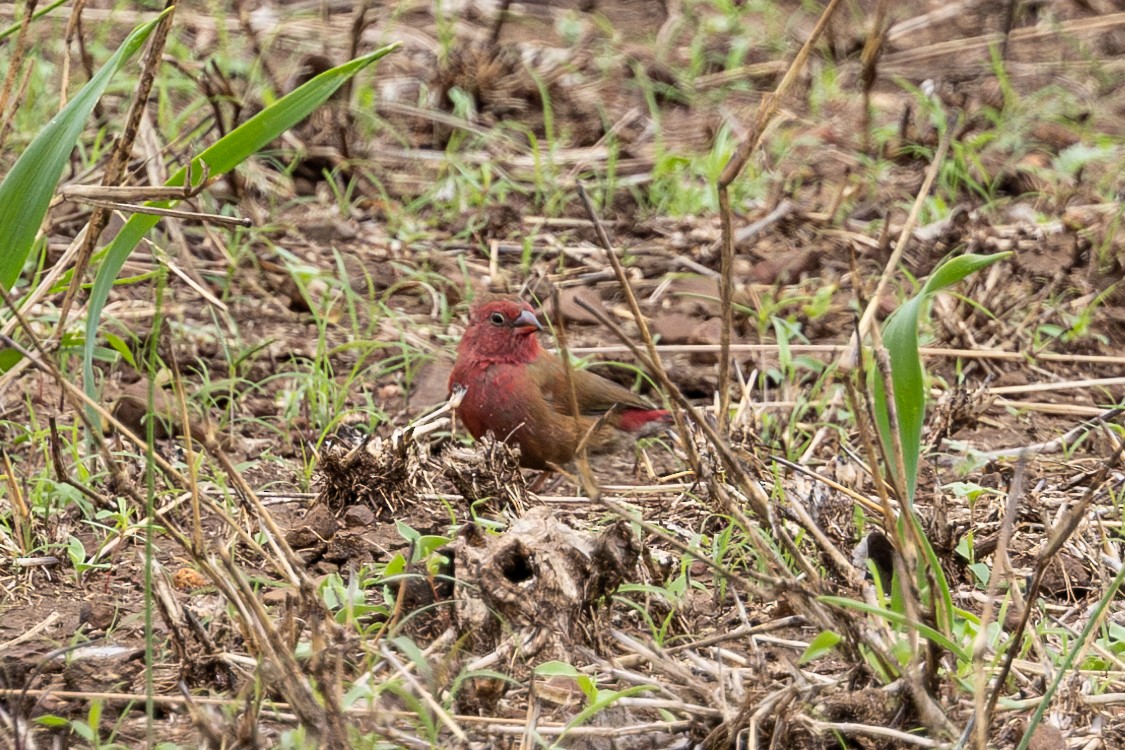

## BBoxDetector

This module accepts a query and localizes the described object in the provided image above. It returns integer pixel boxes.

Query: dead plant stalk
[55,1,179,335]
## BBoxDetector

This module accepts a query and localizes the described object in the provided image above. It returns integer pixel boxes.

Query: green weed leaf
[33,715,70,729]
[0,11,168,291]
[534,661,581,677]
[799,630,842,664]
[82,43,400,404]
[873,252,1010,500]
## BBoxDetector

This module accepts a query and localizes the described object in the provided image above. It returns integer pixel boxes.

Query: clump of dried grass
[314,426,435,518]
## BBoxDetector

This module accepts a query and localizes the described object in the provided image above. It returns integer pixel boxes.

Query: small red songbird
[449,297,672,470]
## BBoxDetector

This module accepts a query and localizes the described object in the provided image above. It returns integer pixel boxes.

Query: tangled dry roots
[440,433,529,515]
[314,427,431,519]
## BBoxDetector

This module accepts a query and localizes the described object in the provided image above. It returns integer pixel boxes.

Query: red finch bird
[449,298,672,470]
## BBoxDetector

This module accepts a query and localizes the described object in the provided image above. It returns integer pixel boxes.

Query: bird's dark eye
[489,312,506,326]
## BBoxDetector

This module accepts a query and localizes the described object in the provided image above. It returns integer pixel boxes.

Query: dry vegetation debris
[0,0,1124,748]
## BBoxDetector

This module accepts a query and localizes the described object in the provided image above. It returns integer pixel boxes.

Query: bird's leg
[528,470,555,494]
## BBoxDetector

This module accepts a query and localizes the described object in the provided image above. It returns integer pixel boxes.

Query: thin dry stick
[0,64,33,158]
[774,485,867,589]
[855,114,959,357]
[0,335,199,562]
[991,399,1113,418]
[801,717,943,748]
[1000,0,1021,60]
[715,0,845,431]
[235,0,284,95]
[968,456,1027,750]
[573,183,701,473]
[770,455,884,517]
[547,286,600,500]
[573,191,945,690]
[0,612,60,653]
[870,335,957,738]
[0,688,694,735]
[731,199,794,247]
[571,294,820,586]
[1,328,279,572]
[989,376,1125,395]
[55,1,179,336]
[487,0,514,47]
[843,361,898,532]
[208,443,312,591]
[0,286,301,588]
[339,0,369,109]
[58,0,88,108]
[65,197,251,228]
[873,347,941,716]
[60,183,211,201]
[567,343,1125,366]
[860,0,892,155]
[168,350,205,555]
[871,344,920,563]
[379,644,467,743]
[0,449,30,553]
[943,406,1123,462]
[73,7,96,84]
[215,547,344,744]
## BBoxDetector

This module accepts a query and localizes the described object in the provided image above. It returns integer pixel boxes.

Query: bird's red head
[457,298,544,364]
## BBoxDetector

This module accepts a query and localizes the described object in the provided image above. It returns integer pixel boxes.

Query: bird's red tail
[617,408,674,436]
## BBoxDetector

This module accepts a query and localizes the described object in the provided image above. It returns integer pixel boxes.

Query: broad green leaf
[799,630,842,664]
[0,11,168,290]
[103,332,137,367]
[900,510,957,637]
[391,636,432,681]
[33,715,70,729]
[382,553,407,578]
[534,661,581,677]
[83,43,400,404]
[872,252,1010,500]
[969,562,990,586]
[396,519,421,544]
[0,349,21,371]
[560,683,653,738]
[416,534,451,559]
[70,722,96,742]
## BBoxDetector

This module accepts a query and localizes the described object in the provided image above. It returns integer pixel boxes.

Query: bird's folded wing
[533,354,654,416]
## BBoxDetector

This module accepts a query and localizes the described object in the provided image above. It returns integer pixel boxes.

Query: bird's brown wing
[530,351,654,417]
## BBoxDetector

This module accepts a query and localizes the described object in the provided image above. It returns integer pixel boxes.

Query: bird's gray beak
[512,310,542,332]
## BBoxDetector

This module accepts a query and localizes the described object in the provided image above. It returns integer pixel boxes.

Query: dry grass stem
[54,3,178,334]
[567,343,1125,367]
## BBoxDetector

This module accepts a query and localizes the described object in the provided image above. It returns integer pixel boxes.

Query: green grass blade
[81,43,400,404]
[819,595,970,662]
[0,11,168,291]
[873,251,1011,500]
[0,0,70,42]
